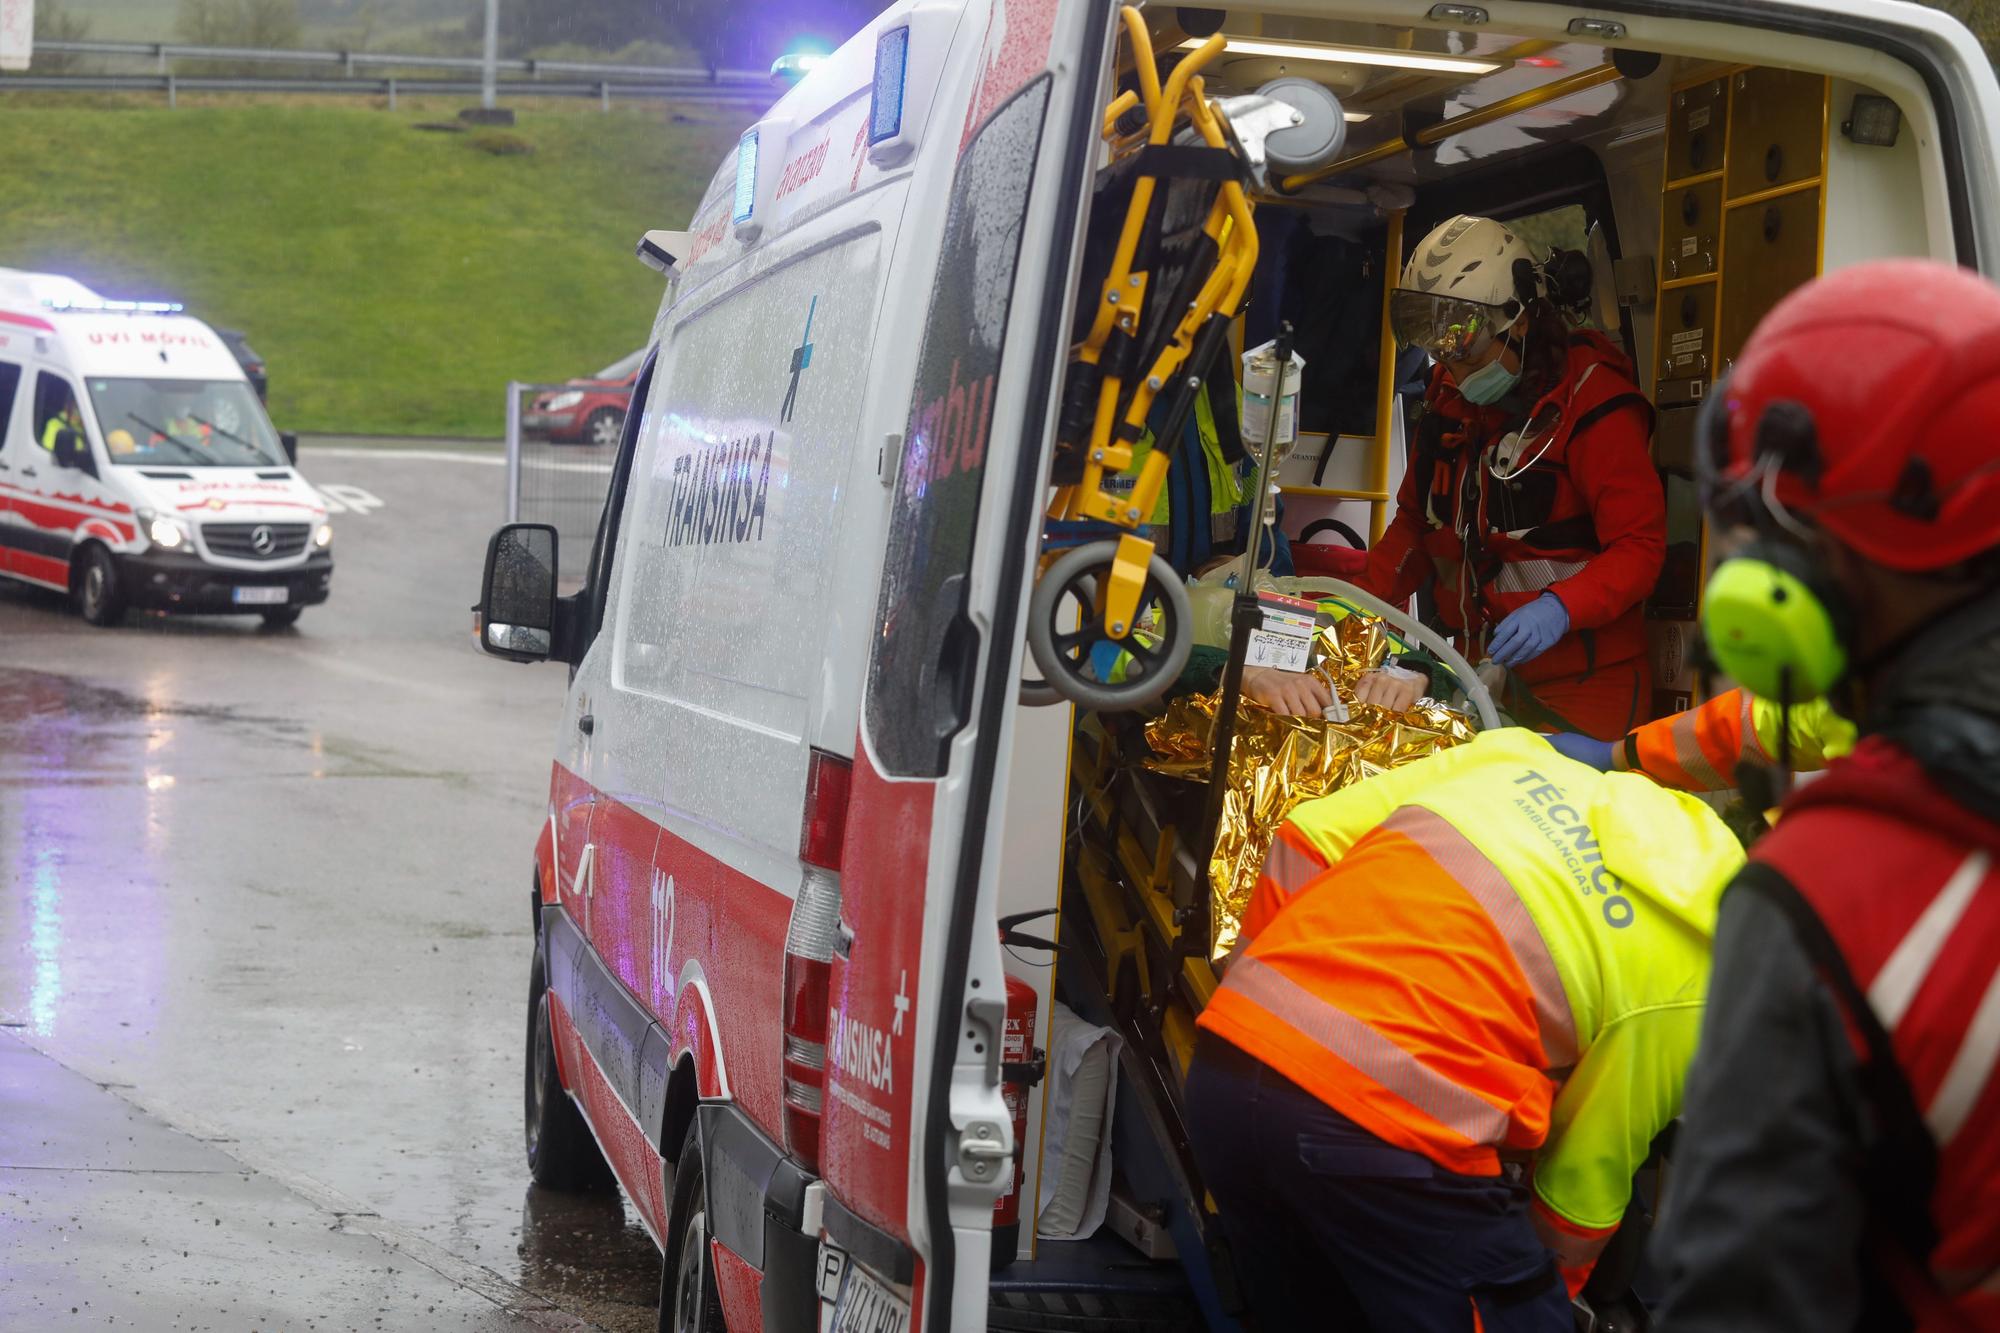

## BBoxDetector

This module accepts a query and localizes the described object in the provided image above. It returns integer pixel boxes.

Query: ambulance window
[33,372,80,442]
[606,226,884,851]
[0,362,20,446]
[865,75,1052,778]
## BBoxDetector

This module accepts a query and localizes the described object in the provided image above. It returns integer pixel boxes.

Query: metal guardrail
[30,38,769,88]
[0,71,773,108]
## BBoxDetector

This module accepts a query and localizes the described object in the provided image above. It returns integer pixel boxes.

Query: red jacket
[1745,738,2000,1329]
[1356,332,1664,687]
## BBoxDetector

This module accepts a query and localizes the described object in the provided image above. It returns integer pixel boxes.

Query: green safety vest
[1111,384,1246,525]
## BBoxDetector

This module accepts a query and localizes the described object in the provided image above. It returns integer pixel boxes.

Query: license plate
[232,586,289,606]
[821,1245,909,1333]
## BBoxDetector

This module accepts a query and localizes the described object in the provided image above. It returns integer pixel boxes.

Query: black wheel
[1019,572,1096,707]
[525,946,615,1190]
[259,607,303,630]
[585,407,626,449]
[659,1120,724,1333]
[73,545,126,627]
[1025,539,1191,711]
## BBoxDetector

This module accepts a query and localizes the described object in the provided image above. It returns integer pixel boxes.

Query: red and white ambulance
[476,1,2000,1329]
[0,269,331,627]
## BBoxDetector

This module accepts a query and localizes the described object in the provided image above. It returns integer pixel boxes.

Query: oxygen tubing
[1310,578,1502,730]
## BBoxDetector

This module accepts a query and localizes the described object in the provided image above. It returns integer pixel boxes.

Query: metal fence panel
[505,381,618,585]
[31,38,769,87]
[0,72,772,106]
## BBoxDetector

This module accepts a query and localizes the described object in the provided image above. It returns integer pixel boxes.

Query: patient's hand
[1354,665,1426,713]
[1241,666,1333,717]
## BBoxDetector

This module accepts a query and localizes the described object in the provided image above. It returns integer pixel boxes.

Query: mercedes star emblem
[250,525,276,555]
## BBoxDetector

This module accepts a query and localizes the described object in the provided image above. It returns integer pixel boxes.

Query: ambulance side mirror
[52,429,96,478]
[280,432,299,465]
[479,523,559,662]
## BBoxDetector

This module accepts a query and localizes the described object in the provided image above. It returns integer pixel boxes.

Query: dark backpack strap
[1568,390,1653,442]
[1729,862,1950,1316]
[1132,144,1242,182]
[1204,351,1247,467]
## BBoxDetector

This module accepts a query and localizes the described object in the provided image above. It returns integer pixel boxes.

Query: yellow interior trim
[1283,485,1390,502]
[1663,168,1726,191]
[1721,176,1824,211]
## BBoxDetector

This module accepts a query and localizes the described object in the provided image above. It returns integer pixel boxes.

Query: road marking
[305,447,504,466]
[315,483,385,515]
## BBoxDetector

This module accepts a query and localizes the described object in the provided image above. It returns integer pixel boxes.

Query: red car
[522,349,644,446]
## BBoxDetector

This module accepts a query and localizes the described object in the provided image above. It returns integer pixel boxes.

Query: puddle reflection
[515,1184,660,1329]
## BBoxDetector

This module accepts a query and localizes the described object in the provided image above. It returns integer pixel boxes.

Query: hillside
[0,99,749,435]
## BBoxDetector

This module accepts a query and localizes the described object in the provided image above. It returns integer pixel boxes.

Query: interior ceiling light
[1182,36,1502,75]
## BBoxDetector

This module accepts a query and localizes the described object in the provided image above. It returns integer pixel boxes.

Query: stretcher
[1026,7,1347,712]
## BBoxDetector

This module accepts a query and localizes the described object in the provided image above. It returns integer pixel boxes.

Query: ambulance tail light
[781,871,838,1173]
[799,749,852,873]
[783,750,852,1174]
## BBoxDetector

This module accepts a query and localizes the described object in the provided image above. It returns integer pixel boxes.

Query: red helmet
[1701,259,2000,572]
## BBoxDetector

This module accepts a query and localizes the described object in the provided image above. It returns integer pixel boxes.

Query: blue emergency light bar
[870,25,909,145]
[733,129,760,225]
[42,298,184,314]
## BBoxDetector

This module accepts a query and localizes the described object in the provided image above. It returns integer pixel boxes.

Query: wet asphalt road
[0,441,662,1331]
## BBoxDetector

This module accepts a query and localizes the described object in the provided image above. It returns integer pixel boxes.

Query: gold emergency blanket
[1144,614,1477,960]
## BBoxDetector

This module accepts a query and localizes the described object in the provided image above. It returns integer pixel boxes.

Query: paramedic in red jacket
[1352,215,1665,740]
[1651,259,2000,1331]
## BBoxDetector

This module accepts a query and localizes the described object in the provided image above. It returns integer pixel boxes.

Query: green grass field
[0,97,749,435]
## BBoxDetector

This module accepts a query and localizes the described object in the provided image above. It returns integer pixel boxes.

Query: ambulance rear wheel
[525,947,615,1191]
[73,545,126,627]
[660,1120,724,1333]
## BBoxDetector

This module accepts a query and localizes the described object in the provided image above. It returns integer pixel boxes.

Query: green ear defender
[1700,541,1851,702]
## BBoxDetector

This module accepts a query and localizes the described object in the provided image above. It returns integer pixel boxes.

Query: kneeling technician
[1186,727,1744,1330]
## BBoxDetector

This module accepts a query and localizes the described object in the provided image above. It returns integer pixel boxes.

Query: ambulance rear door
[823,1,1113,1329]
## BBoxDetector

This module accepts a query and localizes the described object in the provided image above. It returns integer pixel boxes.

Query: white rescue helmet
[1391,214,1538,361]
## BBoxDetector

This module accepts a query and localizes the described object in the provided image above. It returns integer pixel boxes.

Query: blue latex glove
[1546,731,1617,771]
[1487,592,1570,668]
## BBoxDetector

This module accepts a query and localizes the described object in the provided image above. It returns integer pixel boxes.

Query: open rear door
[826,1,1112,1330]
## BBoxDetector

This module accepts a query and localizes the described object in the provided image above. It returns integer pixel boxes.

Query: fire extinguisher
[992,911,1057,1269]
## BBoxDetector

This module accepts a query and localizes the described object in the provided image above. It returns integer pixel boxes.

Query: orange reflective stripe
[1264,827,1327,902]
[1243,824,1330,942]
[1630,713,1701,791]
[1667,706,1729,790]
[1531,1196,1614,1265]
[1224,954,1512,1144]
[1736,690,1773,767]
[1382,807,1579,1070]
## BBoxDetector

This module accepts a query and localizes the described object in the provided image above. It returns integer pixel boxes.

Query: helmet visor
[1390,290,1512,361]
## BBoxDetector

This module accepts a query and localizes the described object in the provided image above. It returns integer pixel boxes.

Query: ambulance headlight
[146,514,188,549]
[313,522,333,549]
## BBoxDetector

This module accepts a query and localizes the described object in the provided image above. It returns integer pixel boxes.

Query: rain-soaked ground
[0,442,661,1331]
